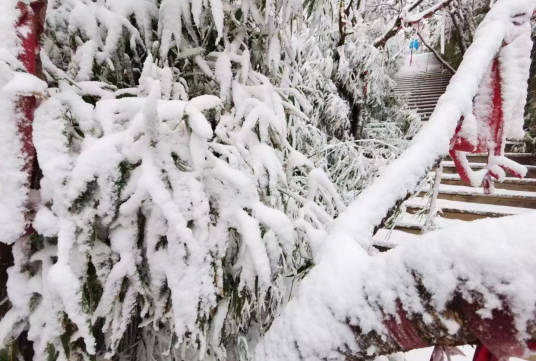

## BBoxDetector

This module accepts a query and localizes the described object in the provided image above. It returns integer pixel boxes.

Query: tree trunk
[449,10,468,55]
[350,102,362,139]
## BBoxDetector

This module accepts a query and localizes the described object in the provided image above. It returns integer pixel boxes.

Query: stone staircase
[394,52,451,122]
[374,53,536,244]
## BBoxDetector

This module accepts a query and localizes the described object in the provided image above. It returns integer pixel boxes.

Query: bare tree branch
[449,9,468,54]
[417,31,456,74]
[374,0,455,48]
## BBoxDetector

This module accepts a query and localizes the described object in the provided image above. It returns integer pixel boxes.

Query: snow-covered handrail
[374,0,454,47]
[335,0,534,250]
[257,0,536,359]
[257,213,536,360]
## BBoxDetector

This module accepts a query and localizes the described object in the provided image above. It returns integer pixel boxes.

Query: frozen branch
[403,0,455,23]
[417,31,456,74]
[374,0,455,48]
[449,9,468,54]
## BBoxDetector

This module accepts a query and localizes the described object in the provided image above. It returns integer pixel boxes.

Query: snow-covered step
[393,224,422,235]
[440,162,536,178]
[418,114,434,119]
[399,82,447,86]
[395,85,449,91]
[396,77,450,82]
[411,102,440,107]
[396,83,450,89]
[444,152,534,165]
[427,184,536,209]
[408,99,442,105]
[396,77,451,82]
[409,105,439,111]
[398,88,448,93]
[418,114,434,120]
[411,98,438,103]
[394,201,535,235]
[410,100,439,105]
[414,110,436,117]
[406,93,444,98]
[405,197,535,221]
[407,94,442,99]
[397,74,451,81]
[397,91,446,97]
[409,103,440,110]
[373,229,418,247]
[410,106,438,112]
[399,89,447,94]
[398,75,448,79]
[406,95,442,101]
[416,108,435,112]
[395,88,447,93]
[440,173,536,192]
[396,82,449,87]
[394,212,463,234]
[396,82,448,87]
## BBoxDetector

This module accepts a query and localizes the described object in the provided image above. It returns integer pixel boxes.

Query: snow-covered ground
[397,52,443,76]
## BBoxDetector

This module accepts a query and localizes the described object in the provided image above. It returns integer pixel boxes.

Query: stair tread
[397,75,451,80]
[442,161,536,170]
[396,86,448,88]
[440,172,536,184]
[408,100,442,102]
[396,213,462,229]
[373,229,418,248]
[435,184,536,199]
[395,90,447,93]
[406,197,535,215]
[396,84,450,88]
[407,97,442,100]
[396,85,449,88]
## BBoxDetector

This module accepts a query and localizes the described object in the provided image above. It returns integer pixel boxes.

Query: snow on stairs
[394,53,451,122]
[375,53,536,246]
[375,153,536,241]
